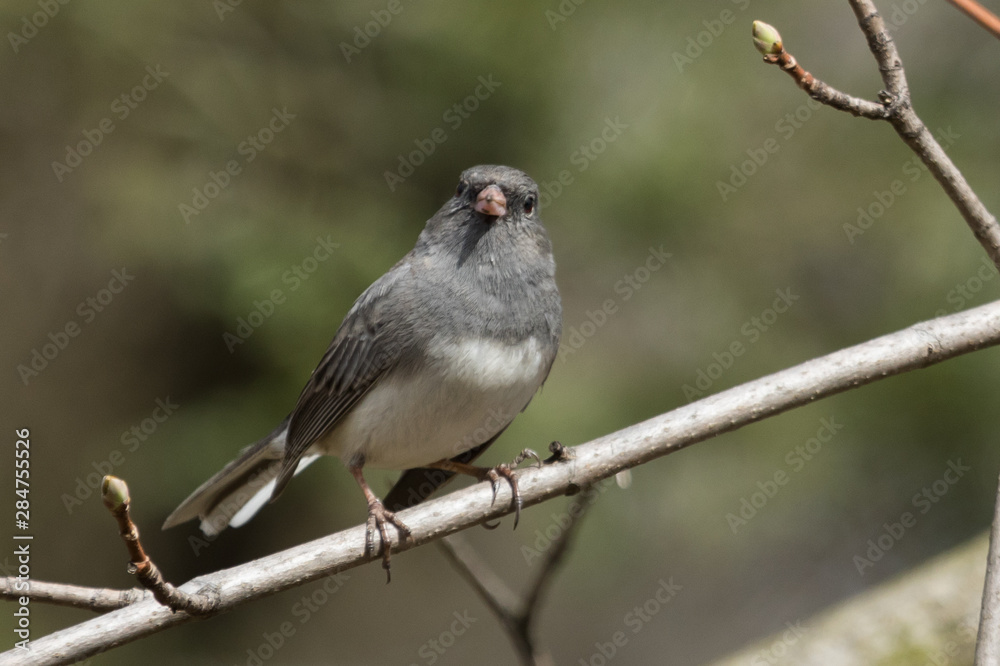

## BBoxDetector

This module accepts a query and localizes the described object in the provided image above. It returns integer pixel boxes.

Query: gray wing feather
[271,263,410,498]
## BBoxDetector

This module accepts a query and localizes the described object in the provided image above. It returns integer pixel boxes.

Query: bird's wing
[271,262,410,499]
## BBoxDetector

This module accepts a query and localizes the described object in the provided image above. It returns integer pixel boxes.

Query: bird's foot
[482,448,541,529]
[364,499,412,583]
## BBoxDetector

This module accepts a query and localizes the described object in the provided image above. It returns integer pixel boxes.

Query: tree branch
[101,476,219,616]
[0,579,145,614]
[438,471,591,666]
[976,471,1000,663]
[753,2,1000,272]
[849,0,1000,273]
[3,298,1000,665]
[521,489,587,620]
[752,3,1000,662]
[750,21,888,120]
[440,536,549,665]
[945,0,1000,40]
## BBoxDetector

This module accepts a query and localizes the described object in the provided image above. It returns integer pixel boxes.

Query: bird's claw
[510,447,543,469]
[483,462,525,529]
[476,448,543,532]
[364,499,412,583]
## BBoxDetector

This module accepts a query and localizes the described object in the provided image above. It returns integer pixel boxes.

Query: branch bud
[752,20,783,55]
[102,475,130,510]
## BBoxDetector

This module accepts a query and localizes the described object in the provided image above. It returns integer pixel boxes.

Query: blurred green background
[2,1,999,664]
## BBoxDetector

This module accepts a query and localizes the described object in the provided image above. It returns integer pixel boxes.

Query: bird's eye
[455,181,468,197]
[524,195,536,216]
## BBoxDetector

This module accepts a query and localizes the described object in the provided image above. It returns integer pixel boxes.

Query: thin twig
[976,470,1000,663]
[437,538,532,653]
[753,40,888,119]
[847,1,908,99]
[0,579,146,613]
[945,0,1000,39]
[102,476,219,616]
[521,488,590,617]
[845,0,1000,270]
[5,300,1000,665]
[438,476,592,666]
[752,6,1000,272]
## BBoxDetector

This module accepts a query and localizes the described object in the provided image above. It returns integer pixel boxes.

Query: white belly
[313,335,549,469]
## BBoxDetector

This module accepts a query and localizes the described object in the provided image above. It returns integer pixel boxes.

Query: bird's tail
[161,417,318,536]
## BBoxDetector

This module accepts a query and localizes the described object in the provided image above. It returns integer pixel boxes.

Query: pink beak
[474,185,507,218]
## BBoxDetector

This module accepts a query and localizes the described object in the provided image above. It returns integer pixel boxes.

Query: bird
[162,165,562,577]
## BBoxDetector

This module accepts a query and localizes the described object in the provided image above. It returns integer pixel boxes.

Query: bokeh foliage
[1,1,999,663]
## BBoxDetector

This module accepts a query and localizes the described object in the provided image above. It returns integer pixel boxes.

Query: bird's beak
[474,185,507,218]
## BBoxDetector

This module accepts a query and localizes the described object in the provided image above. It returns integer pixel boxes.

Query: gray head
[402,165,560,345]
[417,165,552,271]
[453,164,540,221]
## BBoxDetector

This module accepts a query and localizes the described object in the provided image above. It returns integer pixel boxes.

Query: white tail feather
[219,453,321,533]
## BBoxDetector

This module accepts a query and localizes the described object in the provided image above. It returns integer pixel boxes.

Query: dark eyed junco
[163,165,562,576]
